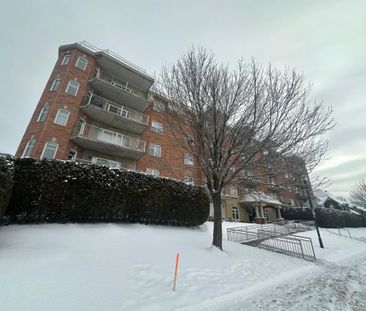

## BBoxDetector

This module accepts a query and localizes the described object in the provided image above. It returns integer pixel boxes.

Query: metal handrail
[82,94,149,125]
[338,227,352,239]
[73,123,146,152]
[91,68,146,100]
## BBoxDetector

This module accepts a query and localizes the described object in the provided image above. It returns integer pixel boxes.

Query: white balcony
[71,123,146,160]
[89,69,149,112]
[81,94,149,134]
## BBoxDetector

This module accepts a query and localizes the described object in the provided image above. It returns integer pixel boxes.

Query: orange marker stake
[173,253,180,291]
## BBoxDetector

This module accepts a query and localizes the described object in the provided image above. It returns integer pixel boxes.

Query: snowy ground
[0,222,365,311]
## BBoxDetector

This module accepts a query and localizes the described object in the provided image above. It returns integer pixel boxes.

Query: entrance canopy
[240,191,284,208]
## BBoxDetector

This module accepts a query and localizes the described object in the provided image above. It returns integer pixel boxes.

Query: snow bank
[0,222,365,311]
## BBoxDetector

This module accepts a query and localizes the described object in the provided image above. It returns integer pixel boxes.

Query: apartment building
[16,41,311,223]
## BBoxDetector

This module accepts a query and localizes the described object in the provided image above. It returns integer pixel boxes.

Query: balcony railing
[91,68,146,100]
[73,123,146,153]
[82,94,149,125]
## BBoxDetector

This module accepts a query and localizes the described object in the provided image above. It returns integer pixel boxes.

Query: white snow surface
[0,222,366,311]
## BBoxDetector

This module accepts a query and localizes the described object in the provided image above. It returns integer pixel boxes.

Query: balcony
[81,94,149,134]
[71,123,146,160]
[89,69,149,112]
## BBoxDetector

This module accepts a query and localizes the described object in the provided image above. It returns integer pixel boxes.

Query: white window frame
[153,101,165,112]
[40,142,59,160]
[67,149,78,161]
[232,207,239,220]
[37,106,49,122]
[61,53,71,65]
[54,108,70,126]
[49,78,61,91]
[146,168,160,176]
[66,80,80,96]
[75,56,88,71]
[21,139,36,158]
[151,120,163,134]
[184,153,194,166]
[229,186,238,197]
[184,176,195,185]
[148,143,161,157]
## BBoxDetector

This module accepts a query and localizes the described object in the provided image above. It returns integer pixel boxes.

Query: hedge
[315,208,366,228]
[6,158,210,226]
[0,154,14,218]
[281,207,314,221]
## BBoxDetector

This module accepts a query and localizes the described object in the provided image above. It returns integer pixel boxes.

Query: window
[232,207,239,220]
[75,56,87,70]
[66,80,79,96]
[146,168,160,176]
[151,121,163,133]
[50,78,61,91]
[21,139,36,158]
[229,186,238,197]
[61,53,71,65]
[54,108,70,126]
[270,177,277,186]
[148,143,161,157]
[67,149,77,161]
[186,134,194,145]
[184,153,194,166]
[40,142,58,160]
[92,157,121,169]
[153,101,165,112]
[37,106,49,122]
[184,176,194,185]
[291,199,295,206]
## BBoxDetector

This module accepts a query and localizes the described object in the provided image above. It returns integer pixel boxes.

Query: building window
[66,80,79,96]
[184,176,195,185]
[21,139,36,158]
[270,177,277,186]
[184,153,194,166]
[186,134,194,145]
[54,108,70,126]
[291,199,295,206]
[75,56,87,71]
[61,53,71,65]
[37,106,49,122]
[146,168,160,176]
[67,149,77,161]
[153,101,165,112]
[229,186,238,197]
[40,142,58,160]
[49,78,61,91]
[148,143,161,157]
[151,121,163,133]
[92,157,121,169]
[232,207,239,220]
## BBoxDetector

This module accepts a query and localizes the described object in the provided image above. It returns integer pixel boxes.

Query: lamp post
[304,178,324,248]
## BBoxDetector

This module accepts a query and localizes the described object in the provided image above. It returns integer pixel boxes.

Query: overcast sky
[1,0,365,197]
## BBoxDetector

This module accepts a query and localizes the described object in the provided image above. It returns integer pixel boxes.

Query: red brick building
[16,42,311,223]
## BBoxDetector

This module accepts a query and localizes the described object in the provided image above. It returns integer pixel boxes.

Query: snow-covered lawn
[0,222,365,310]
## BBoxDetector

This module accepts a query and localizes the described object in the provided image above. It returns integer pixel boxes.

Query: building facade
[16,42,311,223]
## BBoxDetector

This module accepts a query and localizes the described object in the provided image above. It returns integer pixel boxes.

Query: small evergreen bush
[281,207,314,221]
[315,208,366,228]
[0,154,14,218]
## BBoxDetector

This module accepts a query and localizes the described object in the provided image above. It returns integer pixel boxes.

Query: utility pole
[304,179,324,248]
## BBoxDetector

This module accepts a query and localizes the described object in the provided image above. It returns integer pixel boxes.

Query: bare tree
[157,47,335,250]
[350,180,366,207]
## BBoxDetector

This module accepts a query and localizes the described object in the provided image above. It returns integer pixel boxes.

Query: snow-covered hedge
[0,154,14,218]
[281,207,314,221]
[6,158,210,226]
[315,208,366,228]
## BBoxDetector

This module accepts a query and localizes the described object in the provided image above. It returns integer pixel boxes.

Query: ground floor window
[41,142,58,160]
[92,157,121,168]
[232,207,239,220]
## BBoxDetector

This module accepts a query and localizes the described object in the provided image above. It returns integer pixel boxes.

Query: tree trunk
[211,191,223,250]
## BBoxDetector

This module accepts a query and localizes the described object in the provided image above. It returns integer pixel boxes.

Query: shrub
[315,208,366,228]
[0,154,14,218]
[281,207,314,221]
[7,158,210,226]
